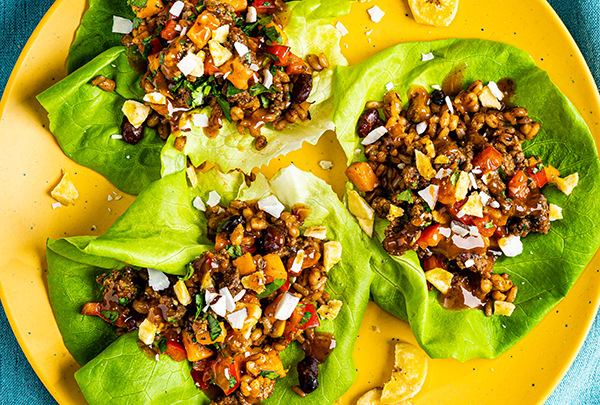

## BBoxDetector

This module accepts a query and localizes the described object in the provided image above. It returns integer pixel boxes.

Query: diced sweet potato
[234,252,257,276]
[345,162,379,192]
[263,254,287,284]
[132,0,164,19]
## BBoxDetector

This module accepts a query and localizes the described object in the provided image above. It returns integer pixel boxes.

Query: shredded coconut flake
[193,113,209,128]
[234,42,250,57]
[416,121,428,135]
[469,172,478,189]
[263,69,273,89]
[464,259,475,268]
[52,202,62,209]
[147,268,170,291]
[445,96,454,114]
[417,185,439,210]
[365,29,373,36]
[385,82,394,91]
[335,21,348,36]
[488,81,504,100]
[258,195,285,218]
[110,134,123,140]
[246,6,257,23]
[169,0,185,17]
[112,16,133,34]
[192,196,206,211]
[368,5,385,22]
[421,52,434,61]
[207,191,221,207]
[361,126,388,145]
[431,84,441,90]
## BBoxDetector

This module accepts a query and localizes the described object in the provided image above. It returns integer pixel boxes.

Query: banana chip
[50,168,79,205]
[357,342,427,405]
[381,343,428,404]
[357,387,414,405]
[408,0,459,27]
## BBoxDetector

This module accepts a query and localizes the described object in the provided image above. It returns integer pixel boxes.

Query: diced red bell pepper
[471,214,496,238]
[283,303,320,342]
[253,0,276,12]
[162,341,188,362]
[423,256,448,271]
[508,170,530,200]
[527,165,547,188]
[149,37,163,55]
[161,20,179,41]
[265,45,290,66]
[472,146,503,174]
[416,224,445,250]
[210,356,241,395]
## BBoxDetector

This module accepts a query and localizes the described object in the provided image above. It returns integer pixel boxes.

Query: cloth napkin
[0,0,599,404]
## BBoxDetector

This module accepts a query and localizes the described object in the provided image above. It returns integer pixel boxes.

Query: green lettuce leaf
[40,0,352,194]
[161,0,352,175]
[48,166,372,404]
[67,0,135,73]
[334,39,600,360]
[74,332,210,405]
[37,46,163,195]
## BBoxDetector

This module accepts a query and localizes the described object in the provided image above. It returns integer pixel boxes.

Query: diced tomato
[423,256,447,271]
[472,146,503,174]
[471,214,496,238]
[508,170,530,200]
[285,52,309,75]
[416,224,445,250]
[81,303,126,326]
[527,165,547,188]
[161,20,179,41]
[265,45,290,66]
[254,0,276,12]
[149,37,163,55]
[283,303,320,342]
[162,341,187,362]
[447,198,474,225]
[210,356,241,395]
[280,273,291,292]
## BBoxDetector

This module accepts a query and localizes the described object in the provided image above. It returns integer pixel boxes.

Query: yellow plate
[1,0,599,404]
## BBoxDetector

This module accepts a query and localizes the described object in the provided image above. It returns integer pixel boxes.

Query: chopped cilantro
[260,370,280,379]
[484,221,494,229]
[118,297,129,306]
[228,375,237,389]
[157,337,168,353]
[226,85,245,97]
[101,309,120,325]
[181,263,194,281]
[396,189,413,203]
[298,309,312,326]
[264,25,283,44]
[249,83,276,97]
[132,17,143,29]
[225,245,243,258]
[450,170,460,186]
[207,313,222,341]
[193,294,205,322]
[258,94,271,108]
[128,0,147,8]
[217,97,232,122]
[257,279,285,298]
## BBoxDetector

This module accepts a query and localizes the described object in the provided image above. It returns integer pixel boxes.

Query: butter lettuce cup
[47,165,372,404]
[334,38,600,361]
[38,0,354,195]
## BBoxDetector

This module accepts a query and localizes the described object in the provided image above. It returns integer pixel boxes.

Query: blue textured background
[1,0,599,404]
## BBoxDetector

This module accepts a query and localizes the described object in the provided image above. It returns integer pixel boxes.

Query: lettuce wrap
[38,0,353,195]
[334,38,600,361]
[47,165,373,404]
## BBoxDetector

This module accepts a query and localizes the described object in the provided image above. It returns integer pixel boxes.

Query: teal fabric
[0,0,598,404]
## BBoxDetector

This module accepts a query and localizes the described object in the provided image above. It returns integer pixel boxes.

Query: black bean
[297,356,319,394]
[291,74,312,103]
[262,226,286,254]
[430,89,446,106]
[121,116,144,145]
[356,108,380,138]
[220,215,244,233]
